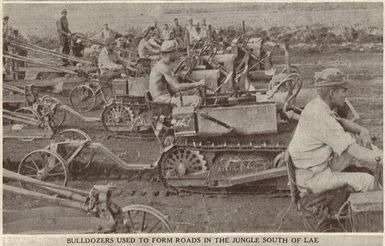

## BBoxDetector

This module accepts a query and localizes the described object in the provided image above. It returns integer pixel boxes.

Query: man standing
[56,9,71,65]
[191,26,203,44]
[186,18,198,44]
[91,23,116,43]
[3,16,13,39]
[3,16,13,78]
[171,18,184,49]
[162,23,172,41]
[152,21,161,39]
[288,68,382,195]
[201,22,208,40]
[149,41,204,107]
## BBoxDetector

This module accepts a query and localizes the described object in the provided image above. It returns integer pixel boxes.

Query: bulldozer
[146,37,307,193]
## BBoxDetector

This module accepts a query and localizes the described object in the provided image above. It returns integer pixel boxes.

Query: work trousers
[154,88,201,108]
[59,34,71,65]
[296,152,375,195]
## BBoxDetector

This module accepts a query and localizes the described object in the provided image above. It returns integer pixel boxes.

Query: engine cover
[196,102,278,135]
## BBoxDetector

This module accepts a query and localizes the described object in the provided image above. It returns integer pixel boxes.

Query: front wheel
[69,85,96,112]
[18,149,69,189]
[121,205,173,233]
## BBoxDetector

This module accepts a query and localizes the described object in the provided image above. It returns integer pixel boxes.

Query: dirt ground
[2,51,383,233]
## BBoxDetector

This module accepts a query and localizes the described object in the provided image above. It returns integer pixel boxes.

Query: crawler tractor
[143,37,308,192]
[100,35,277,137]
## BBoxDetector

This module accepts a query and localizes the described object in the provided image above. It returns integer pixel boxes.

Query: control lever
[374,156,382,190]
[199,112,235,133]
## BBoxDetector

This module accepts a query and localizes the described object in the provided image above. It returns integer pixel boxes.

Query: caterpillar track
[156,133,292,194]
[101,99,153,137]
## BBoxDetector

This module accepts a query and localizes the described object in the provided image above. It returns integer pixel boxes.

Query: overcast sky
[3,2,382,38]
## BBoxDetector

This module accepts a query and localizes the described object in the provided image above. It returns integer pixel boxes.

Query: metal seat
[283,151,351,232]
[144,91,173,119]
[135,58,152,77]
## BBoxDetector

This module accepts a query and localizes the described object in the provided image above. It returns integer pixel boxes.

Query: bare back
[149,60,172,99]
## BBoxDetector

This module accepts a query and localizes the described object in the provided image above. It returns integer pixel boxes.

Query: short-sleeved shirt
[288,97,356,169]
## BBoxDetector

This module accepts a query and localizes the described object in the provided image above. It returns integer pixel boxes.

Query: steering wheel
[198,84,207,106]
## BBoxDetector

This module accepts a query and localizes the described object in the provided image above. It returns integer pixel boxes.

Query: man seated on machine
[138,27,160,61]
[98,37,136,80]
[149,40,204,108]
[97,37,136,99]
[288,68,382,196]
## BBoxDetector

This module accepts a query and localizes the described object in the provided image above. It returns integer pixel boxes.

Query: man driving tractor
[138,26,160,60]
[149,40,204,107]
[288,68,382,195]
[97,37,135,78]
[97,37,136,99]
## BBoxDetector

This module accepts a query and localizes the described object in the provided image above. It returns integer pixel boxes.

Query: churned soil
[3,51,382,233]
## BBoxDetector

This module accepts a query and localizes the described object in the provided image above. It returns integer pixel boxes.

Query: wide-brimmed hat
[160,40,177,53]
[315,68,350,89]
[3,16,9,20]
[61,9,68,14]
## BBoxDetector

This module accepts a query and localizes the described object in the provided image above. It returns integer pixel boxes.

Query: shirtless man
[138,27,160,60]
[149,40,204,107]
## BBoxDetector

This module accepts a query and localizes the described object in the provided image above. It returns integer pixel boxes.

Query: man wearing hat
[3,16,13,39]
[288,68,382,195]
[57,9,72,65]
[149,40,204,107]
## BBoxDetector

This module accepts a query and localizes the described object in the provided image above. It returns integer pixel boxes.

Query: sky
[3,2,382,38]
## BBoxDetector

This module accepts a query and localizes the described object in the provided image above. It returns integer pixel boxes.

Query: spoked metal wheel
[55,129,94,172]
[49,106,66,129]
[121,205,173,233]
[69,85,96,112]
[101,103,135,133]
[96,84,114,107]
[18,149,69,189]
